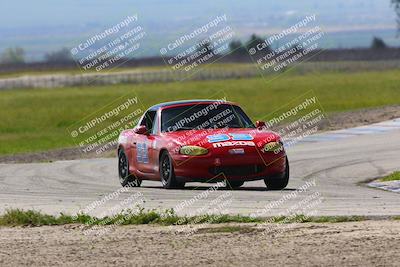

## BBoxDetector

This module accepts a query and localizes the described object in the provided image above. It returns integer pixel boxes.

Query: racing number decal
[207,133,253,143]
[136,142,149,163]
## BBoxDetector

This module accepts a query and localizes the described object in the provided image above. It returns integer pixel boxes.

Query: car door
[135,110,157,173]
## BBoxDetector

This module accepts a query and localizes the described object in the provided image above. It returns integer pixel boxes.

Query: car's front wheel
[264,156,289,190]
[225,180,244,189]
[118,149,141,187]
[159,151,185,189]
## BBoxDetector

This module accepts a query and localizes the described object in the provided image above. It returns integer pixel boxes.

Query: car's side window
[140,110,157,134]
[151,111,159,135]
[138,115,146,127]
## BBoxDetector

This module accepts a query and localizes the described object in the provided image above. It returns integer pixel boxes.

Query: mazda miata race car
[117,100,289,189]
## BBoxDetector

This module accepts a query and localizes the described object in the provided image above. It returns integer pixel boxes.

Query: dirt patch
[0,147,115,164]
[0,220,399,266]
[321,105,400,131]
[1,105,399,163]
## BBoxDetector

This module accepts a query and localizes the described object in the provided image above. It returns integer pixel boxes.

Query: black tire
[225,180,244,189]
[264,156,289,190]
[159,151,185,189]
[118,149,141,187]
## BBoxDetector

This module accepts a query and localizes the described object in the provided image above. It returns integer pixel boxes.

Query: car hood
[162,128,280,150]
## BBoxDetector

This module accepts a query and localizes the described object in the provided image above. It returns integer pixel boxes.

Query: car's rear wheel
[118,149,141,187]
[264,156,289,190]
[159,151,185,189]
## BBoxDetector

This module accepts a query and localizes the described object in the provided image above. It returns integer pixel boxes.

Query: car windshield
[161,103,255,132]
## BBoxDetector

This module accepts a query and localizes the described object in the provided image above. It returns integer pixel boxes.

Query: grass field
[0,69,400,155]
[0,65,169,79]
[1,60,400,79]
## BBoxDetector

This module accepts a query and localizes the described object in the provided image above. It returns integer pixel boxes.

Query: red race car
[117,100,289,189]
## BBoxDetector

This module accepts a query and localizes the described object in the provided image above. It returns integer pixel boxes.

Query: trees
[246,34,270,52]
[44,48,73,63]
[0,47,25,64]
[371,37,387,49]
[197,41,214,55]
[228,40,247,55]
[247,34,264,46]
[228,34,271,55]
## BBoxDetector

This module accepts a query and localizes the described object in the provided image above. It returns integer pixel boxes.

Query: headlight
[179,146,208,156]
[262,141,283,153]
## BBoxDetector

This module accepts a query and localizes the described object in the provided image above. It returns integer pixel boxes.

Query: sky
[1,0,398,61]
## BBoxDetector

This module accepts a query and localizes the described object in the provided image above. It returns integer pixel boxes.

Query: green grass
[0,208,262,227]
[0,209,89,226]
[1,60,399,79]
[379,171,400,182]
[1,69,400,155]
[0,208,371,227]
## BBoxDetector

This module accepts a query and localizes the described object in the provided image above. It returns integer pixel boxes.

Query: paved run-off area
[0,121,399,217]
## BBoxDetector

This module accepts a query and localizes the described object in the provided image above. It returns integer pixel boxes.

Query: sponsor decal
[213,141,255,148]
[207,134,230,143]
[207,133,253,143]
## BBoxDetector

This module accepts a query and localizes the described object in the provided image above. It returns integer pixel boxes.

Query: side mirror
[135,125,148,135]
[256,121,266,128]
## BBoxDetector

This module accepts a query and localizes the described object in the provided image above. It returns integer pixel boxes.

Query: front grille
[209,165,265,176]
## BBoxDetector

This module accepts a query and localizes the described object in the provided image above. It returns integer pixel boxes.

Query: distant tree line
[371,37,387,49]
[44,48,73,63]
[0,37,393,66]
[0,47,73,64]
[0,47,25,64]
[225,35,390,55]
[0,0,399,65]
[193,34,270,57]
[228,34,271,56]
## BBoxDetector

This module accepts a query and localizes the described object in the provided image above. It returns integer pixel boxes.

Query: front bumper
[171,150,286,182]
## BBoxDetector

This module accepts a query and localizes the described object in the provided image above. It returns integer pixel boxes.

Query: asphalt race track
[1,123,399,217]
